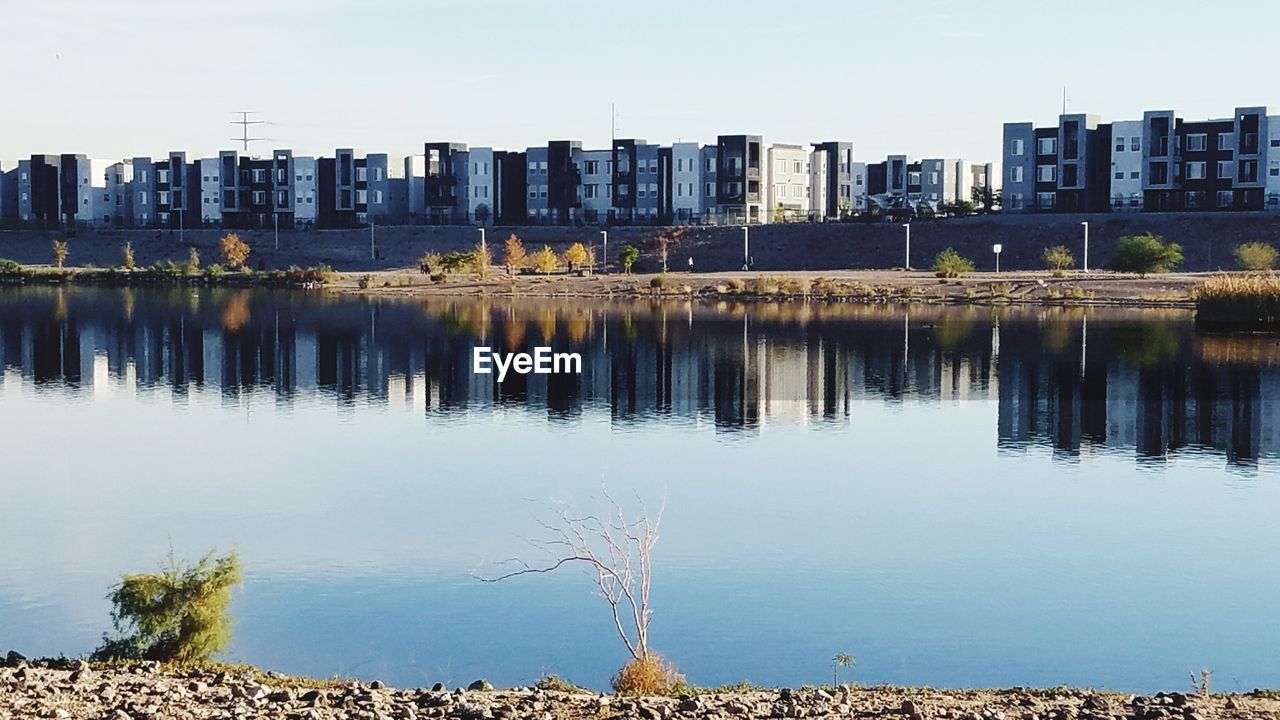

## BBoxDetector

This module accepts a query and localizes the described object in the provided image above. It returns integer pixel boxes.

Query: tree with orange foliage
[219,233,251,270]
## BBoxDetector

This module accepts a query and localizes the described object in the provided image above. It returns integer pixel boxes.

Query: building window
[1186,134,1207,152]
[539,162,548,175]
[1010,166,1024,183]
[528,187,538,199]
[585,160,599,175]
[1114,172,1124,180]
[277,190,288,207]
[251,168,267,183]
[138,192,147,205]
[1130,171,1140,180]
[1218,133,1234,151]
[705,158,715,173]
[1037,137,1056,155]
[1115,137,1125,152]
[356,189,368,204]
[1149,162,1169,184]
[1037,165,1056,182]
[373,168,384,181]
[1239,160,1258,183]
[252,190,267,204]
[1185,161,1207,180]
[528,161,537,174]
[1217,160,1233,179]
[372,190,383,204]
[1217,190,1234,207]
[705,182,714,197]
[1036,192,1055,209]
[356,167,368,182]
[1010,139,1024,156]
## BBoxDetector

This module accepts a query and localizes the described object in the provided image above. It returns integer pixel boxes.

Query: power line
[230,111,266,153]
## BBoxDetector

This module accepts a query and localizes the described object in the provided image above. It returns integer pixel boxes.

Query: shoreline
[0,265,1211,308]
[1,657,1275,720]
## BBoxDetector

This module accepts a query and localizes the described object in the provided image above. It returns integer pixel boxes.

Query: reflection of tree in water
[1112,322,1182,366]
[935,315,975,350]
[566,310,590,344]
[220,292,250,333]
[537,308,557,343]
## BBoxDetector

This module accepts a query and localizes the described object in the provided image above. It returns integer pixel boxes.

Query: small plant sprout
[832,652,856,686]
[1189,668,1211,698]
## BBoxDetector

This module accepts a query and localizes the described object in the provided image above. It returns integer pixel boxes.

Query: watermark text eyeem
[473,347,582,382]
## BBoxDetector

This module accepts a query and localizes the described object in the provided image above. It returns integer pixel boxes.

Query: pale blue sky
[2,0,1278,165]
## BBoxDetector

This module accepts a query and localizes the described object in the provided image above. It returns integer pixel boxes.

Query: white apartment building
[295,156,317,225]
[670,142,702,222]
[573,147,612,223]
[1269,114,1280,211]
[1110,120,1144,211]
[199,157,221,224]
[766,144,810,222]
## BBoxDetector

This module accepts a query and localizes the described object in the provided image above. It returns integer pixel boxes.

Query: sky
[2,0,1279,166]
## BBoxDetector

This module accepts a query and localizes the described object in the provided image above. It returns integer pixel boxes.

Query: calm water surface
[1,287,1278,692]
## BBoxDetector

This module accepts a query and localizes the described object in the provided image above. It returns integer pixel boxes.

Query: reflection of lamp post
[902,223,911,270]
[600,230,608,274]
[1080,221,1089,272]
[993,243,1003,273]
[741,226,750,270]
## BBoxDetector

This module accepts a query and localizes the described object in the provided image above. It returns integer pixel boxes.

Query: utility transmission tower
[230,111,266,153]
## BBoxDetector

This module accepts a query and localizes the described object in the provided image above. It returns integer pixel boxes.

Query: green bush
[0,259,22,275]
[1110,233,1183,275]
[649,275,667,289]
[92,550,242,664]
[440,251,474,273]
[619,245,640,275]
[1234,242,1279,271]
[931,248,975,278]
[1043,245,1075,274]
[357,275,373,290]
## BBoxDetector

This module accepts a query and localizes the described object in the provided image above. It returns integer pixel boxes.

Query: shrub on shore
[52,240,69,269]
[612,654,685,696]
[1194,273,1280,330]
[503,234,527,274]
[121,243,136,271]
[1235,242,1279,271]
[92,550,242,664]
[619,245,639,275]
[0,258,22,275]
[219,233,251,270]
[473,241,492,279]
[1110,233,1182,275]
[531,245,559,274]
[932,248,975,278]
[1043,245,1075,276]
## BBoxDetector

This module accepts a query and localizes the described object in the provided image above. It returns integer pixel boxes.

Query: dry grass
[612,654,685,696]
[1194,273,1280,330]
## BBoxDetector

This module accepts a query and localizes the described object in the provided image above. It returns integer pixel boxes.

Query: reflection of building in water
[1,291,1277,466]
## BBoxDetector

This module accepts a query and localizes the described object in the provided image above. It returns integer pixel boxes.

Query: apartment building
[667,142,703,223]
[715,134,763,224]
[811,141,854,219]
[295,156,318,226]
[766,144,811,222]
[574,146,612,223]
[217,149,295,229]
[199,157,220,225]
[1006,106,1278,214]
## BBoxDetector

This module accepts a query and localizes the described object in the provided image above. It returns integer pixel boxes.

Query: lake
[1,287,1278,692]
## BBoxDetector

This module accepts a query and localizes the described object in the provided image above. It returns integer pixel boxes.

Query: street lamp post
[370,216,376,260]
[741,226,750,270]
[993,243,1003,273]
[600,230,608,274]
[1081,221,1089,272]
[902,223,911,270]
[478,227,486,254]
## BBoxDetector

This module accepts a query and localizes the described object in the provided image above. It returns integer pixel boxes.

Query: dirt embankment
[1,657,1276,720]
[2,212,1279,275]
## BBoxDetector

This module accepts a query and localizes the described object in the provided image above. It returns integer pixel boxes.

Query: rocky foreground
[2,653,1278,720]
